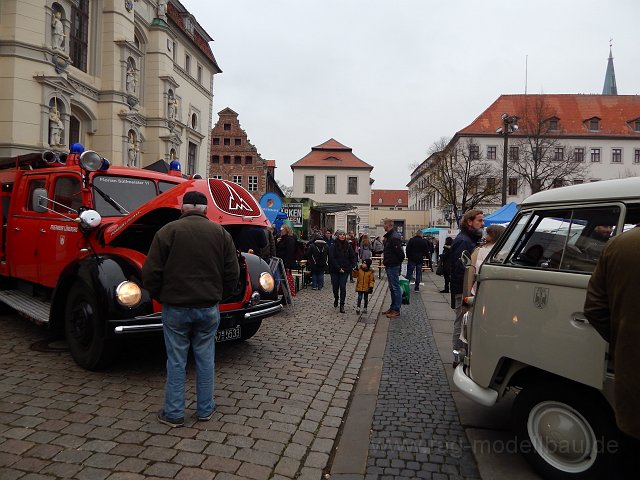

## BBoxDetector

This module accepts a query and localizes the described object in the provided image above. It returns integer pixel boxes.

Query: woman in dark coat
[328,230,357,313]
[439,236,453,294]
[276,224,296,270]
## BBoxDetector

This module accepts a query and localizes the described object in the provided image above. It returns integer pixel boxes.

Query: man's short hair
[182,191,207,206]
[383,218,393,226]
[461,209,483,228]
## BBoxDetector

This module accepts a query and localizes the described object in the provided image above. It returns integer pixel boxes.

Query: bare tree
[507,96,588,194]
[276,180,293,197]
[419,137,501,226]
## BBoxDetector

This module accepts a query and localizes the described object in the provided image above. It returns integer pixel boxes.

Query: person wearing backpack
[305,235,328,290]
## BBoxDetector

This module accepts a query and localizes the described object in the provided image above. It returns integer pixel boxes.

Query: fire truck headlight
[116,281,142,307]
[258,272,275,293]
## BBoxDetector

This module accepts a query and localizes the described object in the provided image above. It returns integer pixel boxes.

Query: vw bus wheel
[65,283,114,370]
[512,382,616,480]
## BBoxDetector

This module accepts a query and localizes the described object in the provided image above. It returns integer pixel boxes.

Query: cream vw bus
[453,178,640,479]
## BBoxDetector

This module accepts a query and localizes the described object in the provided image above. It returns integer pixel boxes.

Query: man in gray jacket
[143,190,239,427]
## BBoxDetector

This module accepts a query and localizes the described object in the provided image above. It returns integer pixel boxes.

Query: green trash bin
[399,276,410,305]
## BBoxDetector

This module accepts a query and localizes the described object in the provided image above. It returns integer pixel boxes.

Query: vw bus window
[623,204,640,232]
[504,207,620,273]
[489,212,530,264]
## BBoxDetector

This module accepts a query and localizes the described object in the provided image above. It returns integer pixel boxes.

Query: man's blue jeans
[406,261,423,289]
[162,304,220,421]
[385,265,402,312]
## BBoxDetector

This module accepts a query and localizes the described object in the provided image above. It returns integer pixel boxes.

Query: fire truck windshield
[92,175,157,217]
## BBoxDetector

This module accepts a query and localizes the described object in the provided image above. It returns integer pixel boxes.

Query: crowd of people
[141,196,638,474]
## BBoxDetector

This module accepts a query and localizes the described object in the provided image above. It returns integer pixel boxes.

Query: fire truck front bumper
[111,299,283,336]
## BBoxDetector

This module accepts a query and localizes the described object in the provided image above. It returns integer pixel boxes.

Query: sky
[183,0,640,190]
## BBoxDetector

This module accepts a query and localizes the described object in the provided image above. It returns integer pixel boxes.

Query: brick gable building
[210,108,282,199]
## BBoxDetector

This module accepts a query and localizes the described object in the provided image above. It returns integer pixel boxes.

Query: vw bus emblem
[533,287,549,309]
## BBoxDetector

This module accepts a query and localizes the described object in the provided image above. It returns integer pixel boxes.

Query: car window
[504,206,620,273]
[53,176,82,214]
[92,175,157,216]
[26,179,46,211]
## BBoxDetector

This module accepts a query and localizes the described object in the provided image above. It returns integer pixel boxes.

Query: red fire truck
[0,146,282,369]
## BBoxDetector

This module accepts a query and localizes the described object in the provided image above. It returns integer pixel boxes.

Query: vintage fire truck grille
[208,179,262,217]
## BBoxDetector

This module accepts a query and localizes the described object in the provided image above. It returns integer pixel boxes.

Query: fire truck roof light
[169,160,181,171]
[70,143,85,154]
[79,150,104,172]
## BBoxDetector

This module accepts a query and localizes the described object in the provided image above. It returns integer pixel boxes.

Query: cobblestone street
[0,282,379,480]
[0,271,530,480]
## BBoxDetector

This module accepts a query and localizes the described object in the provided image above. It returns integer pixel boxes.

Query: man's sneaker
[363,308,368,314]
[334,298,339,308]
[356,307,361,314]
[157,411,184,428]
[385,310,400,318]
[197,410,215,422]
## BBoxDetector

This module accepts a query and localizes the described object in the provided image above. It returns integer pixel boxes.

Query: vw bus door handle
[571,313,590,326]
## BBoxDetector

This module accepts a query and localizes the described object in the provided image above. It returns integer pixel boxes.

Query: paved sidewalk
[331,276,480,480]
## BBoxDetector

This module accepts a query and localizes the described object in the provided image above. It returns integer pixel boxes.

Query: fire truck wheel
[512,381,617,480]
[65,283,115,370]
[239,320,262,341]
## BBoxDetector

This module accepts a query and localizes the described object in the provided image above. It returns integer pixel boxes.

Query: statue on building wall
[49,105,64,146]
[157,0,168,21]
[51,11,65,51]
[168,96,178,120]
[127,132,139,166]
[126,65,137,94]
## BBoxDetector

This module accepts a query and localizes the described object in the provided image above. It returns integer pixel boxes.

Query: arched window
[70,0,89,72]
[170,148,177,160]
[191,113,198,130]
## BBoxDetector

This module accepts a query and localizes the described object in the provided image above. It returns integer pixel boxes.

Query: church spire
[602,41,618,95]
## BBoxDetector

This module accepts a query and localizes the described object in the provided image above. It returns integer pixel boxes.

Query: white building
[0,0,220,177]
[291,138,372,234]
[410,94,640,225]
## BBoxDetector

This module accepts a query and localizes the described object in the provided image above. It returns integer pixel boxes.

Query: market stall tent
[484,202,518,226]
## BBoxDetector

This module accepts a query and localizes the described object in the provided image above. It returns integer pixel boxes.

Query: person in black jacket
[276,224,297,270]
[305,236,328,290]
[381,219,405,318]
[405,231,430,292]
[450,209,483,367]
[439,236,453,293]
[328,230,356,313]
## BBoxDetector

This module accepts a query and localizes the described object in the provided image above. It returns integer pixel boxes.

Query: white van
[453,178,640,480]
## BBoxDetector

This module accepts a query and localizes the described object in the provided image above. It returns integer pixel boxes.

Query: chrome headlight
[258,272,275,292]
[116,281,142,307]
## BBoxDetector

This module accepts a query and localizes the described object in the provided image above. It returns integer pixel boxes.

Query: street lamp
[442,203,453,228]
[497,113,518,206]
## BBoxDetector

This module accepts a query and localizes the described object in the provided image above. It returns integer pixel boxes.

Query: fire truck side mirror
[32,188,48,213]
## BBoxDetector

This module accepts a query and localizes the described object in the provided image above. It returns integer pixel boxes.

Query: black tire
[64,283,116,370]
[239,320,262,341]
[512,381,617,480]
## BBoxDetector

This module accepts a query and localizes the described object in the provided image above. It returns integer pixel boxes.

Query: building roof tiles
[459,94,640,138]
[291,138,373,170]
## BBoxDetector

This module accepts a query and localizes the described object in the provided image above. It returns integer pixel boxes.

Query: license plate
[216,325,241,342]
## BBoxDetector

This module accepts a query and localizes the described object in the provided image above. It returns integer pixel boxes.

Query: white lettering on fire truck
[50,224,78,232]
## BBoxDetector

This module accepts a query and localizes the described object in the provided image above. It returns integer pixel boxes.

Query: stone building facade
[209,108,282,200]
[0,0,220,177]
